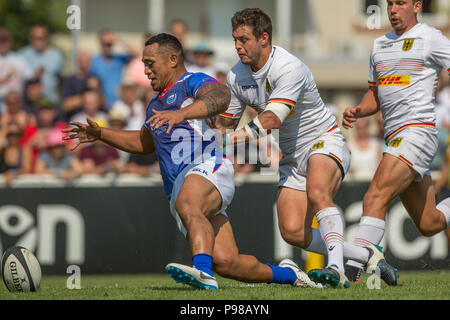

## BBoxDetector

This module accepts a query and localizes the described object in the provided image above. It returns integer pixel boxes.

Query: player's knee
[417,211,445,237]
[307,186,331,210]
[213,253,237,277]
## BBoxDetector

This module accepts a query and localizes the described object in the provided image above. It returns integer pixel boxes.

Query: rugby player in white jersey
[215,8,398,288]
[343,0,450,282]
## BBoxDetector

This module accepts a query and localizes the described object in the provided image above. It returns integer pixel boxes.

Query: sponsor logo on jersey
[191,168,208,176]
[312,141,324,150]
[381,43,393,49]
[388,137,403,147]
[265,78,272,93]
[377,75,410,86]
[402,39,414,51]
[241,84,258,90]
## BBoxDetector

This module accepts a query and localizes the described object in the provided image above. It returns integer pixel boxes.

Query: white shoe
[364,244,399,286]
[165,263,218,290]
[278,259,324,288]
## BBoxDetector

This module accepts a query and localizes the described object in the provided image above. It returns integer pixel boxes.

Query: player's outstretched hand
[147,109,185,134]
[342,106,361,129]
[62,118,101,151]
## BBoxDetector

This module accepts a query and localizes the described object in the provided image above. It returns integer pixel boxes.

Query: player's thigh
[277,187,313,244]
[399,175,439,233]
[176,174,223,218]
[306,153,343,201]
[210,213,239,267]
[364,153,417,212]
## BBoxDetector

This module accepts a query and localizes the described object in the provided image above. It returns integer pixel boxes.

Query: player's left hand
[147,109,185,134]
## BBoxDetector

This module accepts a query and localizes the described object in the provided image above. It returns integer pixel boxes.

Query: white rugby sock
[316,207,344,271]
[306,227,369,263]
[347,216,386,270]
[436,197,450,228]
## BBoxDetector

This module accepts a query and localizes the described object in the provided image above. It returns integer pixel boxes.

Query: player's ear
[168,52,179,68]
[413,0,422,13]
[260,31,270,48]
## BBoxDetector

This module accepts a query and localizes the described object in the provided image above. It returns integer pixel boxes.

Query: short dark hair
[231,8,272,44]
[145,33,184,60]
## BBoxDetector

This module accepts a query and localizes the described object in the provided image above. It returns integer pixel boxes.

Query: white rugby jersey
[368,23,450,141]
[223,46,337,155]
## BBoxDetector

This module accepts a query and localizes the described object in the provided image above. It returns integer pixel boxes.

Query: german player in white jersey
[216,8,398,288]
[343,0,450,282]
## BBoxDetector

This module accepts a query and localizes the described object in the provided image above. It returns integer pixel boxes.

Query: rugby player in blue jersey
[63,33,321,290]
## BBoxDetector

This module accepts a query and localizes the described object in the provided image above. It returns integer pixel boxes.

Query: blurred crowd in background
[1,20,450,196]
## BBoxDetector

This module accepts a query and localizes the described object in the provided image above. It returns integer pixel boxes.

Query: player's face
[232,25,264,69]
[142,44,173,92]
[387,0,421,34]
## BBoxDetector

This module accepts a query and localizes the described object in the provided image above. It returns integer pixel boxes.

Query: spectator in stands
[19,24,64,104]
[20,102,68,172]
[61,50,92,121]
[35,127,82,180]
[70,90,108,126]
[1,91,36,129]
[0,27,33,105]
[347,118,382,181]
[0,121,32,185]
[78,139,124,175]
[22,77,52,116]
[126,153,158,177]
[214,61,229,85]
[109,83,145,130]
[126,32,153,91]
[169,19,193,64]
[108,108,129,164]
[90,29,138,110]
[186,41,216,77]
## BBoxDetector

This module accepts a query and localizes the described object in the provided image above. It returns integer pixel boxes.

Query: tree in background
[0,0,69,50]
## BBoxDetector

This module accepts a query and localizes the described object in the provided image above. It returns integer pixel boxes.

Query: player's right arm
[63,118,155,155]
[215,116,240,133]
[342,86,380,129]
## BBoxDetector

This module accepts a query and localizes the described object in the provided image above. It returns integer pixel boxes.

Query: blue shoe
[365,244,399,286]
[308,265,350,288]
[165,263,218,290]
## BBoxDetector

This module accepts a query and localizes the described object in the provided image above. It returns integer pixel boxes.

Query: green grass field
[0,270,449,300]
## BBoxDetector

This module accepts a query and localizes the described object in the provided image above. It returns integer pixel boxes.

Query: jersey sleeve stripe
[268,98,296,107]
[220,112,234,118]
[368,81,376,86]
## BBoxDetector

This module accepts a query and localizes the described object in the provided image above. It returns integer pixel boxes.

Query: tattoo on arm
[217,116,239,130]
[197,82,231,117]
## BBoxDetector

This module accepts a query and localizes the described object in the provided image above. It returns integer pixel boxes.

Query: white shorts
[384,126,438,181]
[169,156,235,237]
[278,130,351,191]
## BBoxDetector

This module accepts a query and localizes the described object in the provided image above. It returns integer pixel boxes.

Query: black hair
[145,33,184,60]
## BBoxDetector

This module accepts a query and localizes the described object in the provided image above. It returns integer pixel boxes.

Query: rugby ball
[1,246,41,292]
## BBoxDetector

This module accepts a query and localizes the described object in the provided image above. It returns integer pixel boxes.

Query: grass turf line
[0,271,448,300]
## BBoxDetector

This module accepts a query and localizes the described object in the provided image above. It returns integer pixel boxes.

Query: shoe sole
[308,270,350,288]
[166,266,217,290]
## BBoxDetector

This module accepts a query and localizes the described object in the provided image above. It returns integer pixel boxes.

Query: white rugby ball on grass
[1,246,41,292]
